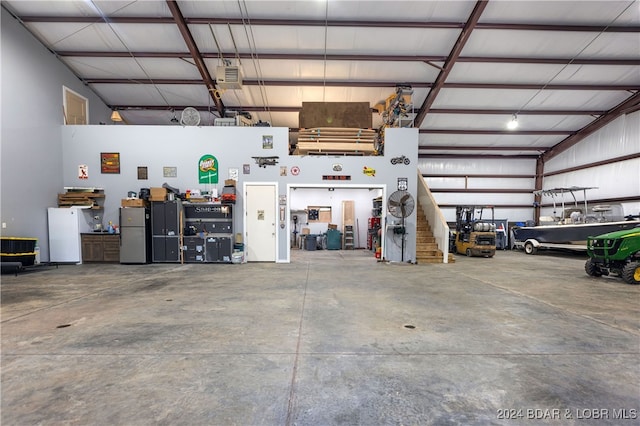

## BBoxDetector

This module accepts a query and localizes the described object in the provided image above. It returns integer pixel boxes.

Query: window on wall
[307,206,332,223]
[63,86,88,125]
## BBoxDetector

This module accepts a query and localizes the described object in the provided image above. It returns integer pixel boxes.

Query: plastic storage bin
[1,237,38,267]
[305,234,318,251]
[325,229,342,250]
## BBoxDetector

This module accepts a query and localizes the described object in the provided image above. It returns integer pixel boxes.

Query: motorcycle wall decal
[390,155,410,165]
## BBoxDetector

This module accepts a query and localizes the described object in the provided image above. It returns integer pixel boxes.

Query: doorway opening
[286,184,386,263]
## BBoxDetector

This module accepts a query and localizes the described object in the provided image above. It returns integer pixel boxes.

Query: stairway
[416,204,455,264]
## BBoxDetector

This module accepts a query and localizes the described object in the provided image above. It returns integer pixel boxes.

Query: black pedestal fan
[387,190,415,261]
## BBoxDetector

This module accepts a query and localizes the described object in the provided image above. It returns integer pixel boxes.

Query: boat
[512,186,640,254]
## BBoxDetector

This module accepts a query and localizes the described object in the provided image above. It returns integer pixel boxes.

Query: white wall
[420,158,537,224]
[419,111,640,225]
[543,111,640,218]
[1,9,111,257]
[59,126,418,263]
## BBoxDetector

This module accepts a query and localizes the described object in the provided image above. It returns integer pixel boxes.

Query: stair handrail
[417,171,449,263]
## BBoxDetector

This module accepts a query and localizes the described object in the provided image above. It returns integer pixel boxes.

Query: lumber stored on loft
[296,127,376,155]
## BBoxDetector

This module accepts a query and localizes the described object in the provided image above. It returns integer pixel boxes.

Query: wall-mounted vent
[216,66,243,89]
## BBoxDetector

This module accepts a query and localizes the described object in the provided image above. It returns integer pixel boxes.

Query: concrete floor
[1,249,639,425]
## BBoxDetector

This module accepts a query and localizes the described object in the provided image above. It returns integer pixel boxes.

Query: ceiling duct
[216,66,243,89]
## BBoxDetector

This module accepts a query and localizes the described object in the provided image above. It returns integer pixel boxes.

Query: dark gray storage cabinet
[183,236,205,262]
[151,200,182,262]
[183,203,233,263]
[205,236,232,262]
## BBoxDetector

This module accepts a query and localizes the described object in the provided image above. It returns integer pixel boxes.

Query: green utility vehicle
[585,227,640,284]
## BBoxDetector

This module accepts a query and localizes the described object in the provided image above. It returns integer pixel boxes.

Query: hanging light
[507,113,518,130]
[110,110,122,122]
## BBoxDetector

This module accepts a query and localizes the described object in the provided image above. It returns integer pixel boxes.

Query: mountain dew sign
[198,154,219,184]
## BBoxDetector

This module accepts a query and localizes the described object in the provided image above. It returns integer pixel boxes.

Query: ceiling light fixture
[507,113,518,130]
[110,110,122,122]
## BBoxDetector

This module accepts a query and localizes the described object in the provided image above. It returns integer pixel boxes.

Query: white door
[245,184,277,262]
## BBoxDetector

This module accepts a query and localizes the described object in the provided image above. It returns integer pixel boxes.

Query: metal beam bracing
[110,105,605,116]
[414,0,488,127]
[165,0,223,116]
[419,146,549,151]
[19,15,640,33]
[84,77,639,92]
[54,50,640,66]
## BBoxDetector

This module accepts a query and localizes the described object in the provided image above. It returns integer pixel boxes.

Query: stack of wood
[57,188,104,208]
[294,127,377,155]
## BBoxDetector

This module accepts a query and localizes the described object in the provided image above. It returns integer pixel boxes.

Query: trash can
[305,234,318,251]
[325,229,342,250]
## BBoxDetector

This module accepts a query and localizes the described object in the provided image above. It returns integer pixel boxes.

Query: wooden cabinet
[81,233,120,262]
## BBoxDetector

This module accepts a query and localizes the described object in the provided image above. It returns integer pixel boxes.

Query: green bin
[326,229,342,250]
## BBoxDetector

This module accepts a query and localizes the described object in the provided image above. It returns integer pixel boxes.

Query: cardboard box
[150,187,167,201]
[328,224,338,230]
[224,179,236,187]
[121,199,148,208]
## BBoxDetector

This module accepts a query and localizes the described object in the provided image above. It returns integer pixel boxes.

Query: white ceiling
[3,0,639,158]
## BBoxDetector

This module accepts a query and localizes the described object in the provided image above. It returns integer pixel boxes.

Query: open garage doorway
[286,184,386,263]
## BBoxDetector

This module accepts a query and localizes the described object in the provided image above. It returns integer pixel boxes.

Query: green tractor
[585,227,640,284]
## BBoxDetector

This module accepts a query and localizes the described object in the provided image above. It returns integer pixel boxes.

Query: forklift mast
[456,206,494,230]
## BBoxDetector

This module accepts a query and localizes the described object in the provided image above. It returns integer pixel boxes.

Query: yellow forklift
[455,206,496,257]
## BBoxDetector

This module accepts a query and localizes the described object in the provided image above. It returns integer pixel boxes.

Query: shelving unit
[59,187,105,209]
[368,197,383,256]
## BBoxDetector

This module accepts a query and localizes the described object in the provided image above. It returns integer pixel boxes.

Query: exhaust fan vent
[216,66,243,89]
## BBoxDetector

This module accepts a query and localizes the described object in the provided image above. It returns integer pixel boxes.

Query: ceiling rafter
[420,129,573,135]
[419,154,539,159]
[110,104,605,117]
[414,0,489,126]
[84,77,639,92]
[18,15,640,33]
[55,50,640,66]
[419,146,549,151]
[7,0,637,161]
[165,0,223,116]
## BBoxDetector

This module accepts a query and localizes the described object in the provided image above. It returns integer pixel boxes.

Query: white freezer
[47,207,92,263]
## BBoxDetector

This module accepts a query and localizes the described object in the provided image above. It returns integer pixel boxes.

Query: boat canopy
[534,187,599,221]
[533,187,598,197]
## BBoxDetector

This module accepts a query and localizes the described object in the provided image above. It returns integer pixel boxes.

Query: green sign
[198,154,219,184]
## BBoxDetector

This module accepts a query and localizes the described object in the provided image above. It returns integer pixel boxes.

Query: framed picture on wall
[262,135,273,149]
[101,152,120,174]
[163,166,177,178]
[137,166,148,180]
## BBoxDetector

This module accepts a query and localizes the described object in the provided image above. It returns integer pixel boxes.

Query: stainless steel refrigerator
[119,207,151,263]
